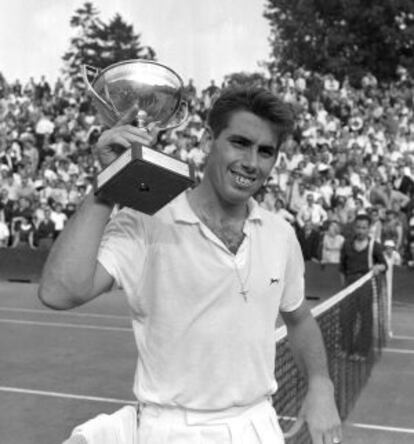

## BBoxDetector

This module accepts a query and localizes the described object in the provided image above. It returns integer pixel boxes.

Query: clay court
[0,258,413,444]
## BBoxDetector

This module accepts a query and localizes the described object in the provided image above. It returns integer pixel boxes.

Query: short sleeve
[97,208,147,290]
[279,227,305,312]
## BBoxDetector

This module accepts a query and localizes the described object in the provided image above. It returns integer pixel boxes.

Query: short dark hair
[355,213,371,225]
[206,86,294,149]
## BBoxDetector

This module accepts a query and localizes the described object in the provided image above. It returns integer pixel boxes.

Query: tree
[224,72,269,88]
[62,2,156,89]
[264,0,414,83]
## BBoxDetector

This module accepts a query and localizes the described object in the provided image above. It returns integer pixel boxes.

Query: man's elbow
[37,278,87,310]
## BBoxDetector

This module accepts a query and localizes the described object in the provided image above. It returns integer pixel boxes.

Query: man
[296,218,321,262]
[296,192,328,229]
[339,214,386,360]
[39,87,341,444]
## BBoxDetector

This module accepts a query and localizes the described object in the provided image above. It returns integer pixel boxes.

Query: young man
[339,214,386,360]
[39,87,341,444]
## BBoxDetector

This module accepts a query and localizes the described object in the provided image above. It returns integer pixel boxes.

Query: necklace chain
[189,195,251,301]
[232,235,252,302]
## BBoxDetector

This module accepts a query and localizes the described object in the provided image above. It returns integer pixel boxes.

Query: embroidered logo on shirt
[269,277,280,285]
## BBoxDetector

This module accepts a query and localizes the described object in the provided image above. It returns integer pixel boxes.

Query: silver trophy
[82,59,194,214]
[82,59,188,129]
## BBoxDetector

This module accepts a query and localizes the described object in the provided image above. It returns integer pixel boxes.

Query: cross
[240,289,248,301]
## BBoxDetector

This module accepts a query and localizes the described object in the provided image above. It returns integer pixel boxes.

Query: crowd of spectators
[1,66,414,268]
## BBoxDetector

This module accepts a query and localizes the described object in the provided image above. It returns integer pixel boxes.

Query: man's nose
[241,148,258,171]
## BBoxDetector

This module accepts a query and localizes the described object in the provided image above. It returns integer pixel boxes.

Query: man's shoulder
[256,205,295,235]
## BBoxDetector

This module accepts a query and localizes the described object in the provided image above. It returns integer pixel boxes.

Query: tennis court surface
[1,269,413,444]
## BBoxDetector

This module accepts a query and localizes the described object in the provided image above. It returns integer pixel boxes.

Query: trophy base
[95,144,195,214]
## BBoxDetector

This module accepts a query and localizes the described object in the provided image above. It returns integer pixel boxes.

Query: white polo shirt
[98,191,304,411]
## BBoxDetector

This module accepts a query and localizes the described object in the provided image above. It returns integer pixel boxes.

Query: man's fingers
[115,104,139,127]
[283,416,304,439]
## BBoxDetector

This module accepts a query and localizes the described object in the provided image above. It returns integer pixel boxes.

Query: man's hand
[299,376,342,444]
[95,105,159,169]
[372,263,386,276]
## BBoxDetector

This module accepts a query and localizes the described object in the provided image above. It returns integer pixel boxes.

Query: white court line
[391,335,414,341]
[0,318,132,332]
[0,306,129,320]
[2,386,413,435]
[272,416,414,435]
[383,348,414,355]
[0,386,136,405]
[350,422,414,434]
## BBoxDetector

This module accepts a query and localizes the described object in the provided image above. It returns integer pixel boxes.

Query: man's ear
[200,127,213,154]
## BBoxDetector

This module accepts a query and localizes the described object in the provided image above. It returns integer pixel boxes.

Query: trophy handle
[82,65,114,114]
[160,100,189,131]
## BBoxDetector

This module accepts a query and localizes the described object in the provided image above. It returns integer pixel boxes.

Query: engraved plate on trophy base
[95,143,195,214]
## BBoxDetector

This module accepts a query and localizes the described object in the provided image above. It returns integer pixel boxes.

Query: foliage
[264,0,414,83]
[62,2,156,88]
[224,71,269,88]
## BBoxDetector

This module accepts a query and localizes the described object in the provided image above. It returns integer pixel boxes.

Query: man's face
[354,220,370,240]
[205,110,279,205]
[306,194,314,205]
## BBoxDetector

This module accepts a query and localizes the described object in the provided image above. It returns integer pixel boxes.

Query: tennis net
[273,270,388,443]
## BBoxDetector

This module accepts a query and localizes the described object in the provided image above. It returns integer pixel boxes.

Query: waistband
[139,396,273,426]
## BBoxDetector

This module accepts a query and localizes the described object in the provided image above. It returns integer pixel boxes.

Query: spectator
[0,214,10,247]
[339,214,387,360]
[296,218,321,261]
[274,197,295,224]
[296,192,328,228]
[11,215,36,249]
[383,239,402,267]
[320,221,345,264]
[50,202,68,239]
[36,207,55,249]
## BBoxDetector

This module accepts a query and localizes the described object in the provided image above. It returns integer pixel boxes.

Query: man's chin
[224,186,258,204]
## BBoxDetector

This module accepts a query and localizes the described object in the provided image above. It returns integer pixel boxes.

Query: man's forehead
[223,110,279,146]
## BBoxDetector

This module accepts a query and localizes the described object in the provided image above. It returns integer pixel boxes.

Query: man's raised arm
[38,192,115,310]
[38,112,154,310]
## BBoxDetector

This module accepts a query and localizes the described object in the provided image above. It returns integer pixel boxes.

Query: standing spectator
[382,210,404,252]
[339,214,387,360]
[296,218,321,261]
[274,197,295,224]
[50,202,68,239]
[296,192,327,228]
[0,214,10,247]
[36,207,55,249]
[320,221,345,264]
[369,207,382,243]
[11,215,36,249]
[383,240,402,267]
[0,188,15,227]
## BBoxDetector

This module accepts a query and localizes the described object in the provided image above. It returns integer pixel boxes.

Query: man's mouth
[231,171,255,187]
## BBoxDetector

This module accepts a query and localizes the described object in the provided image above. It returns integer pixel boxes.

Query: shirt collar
[171,191,263,225]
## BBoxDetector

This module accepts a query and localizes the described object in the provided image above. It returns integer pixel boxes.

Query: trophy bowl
[82,59,187,129]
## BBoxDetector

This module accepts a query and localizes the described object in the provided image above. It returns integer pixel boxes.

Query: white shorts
[137,398,285,444]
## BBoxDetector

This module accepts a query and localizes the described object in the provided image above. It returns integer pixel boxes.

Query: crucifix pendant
[240,289,248,302]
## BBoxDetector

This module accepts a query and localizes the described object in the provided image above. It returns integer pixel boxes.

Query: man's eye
[260,148,276,158]
[231,139,246,147]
